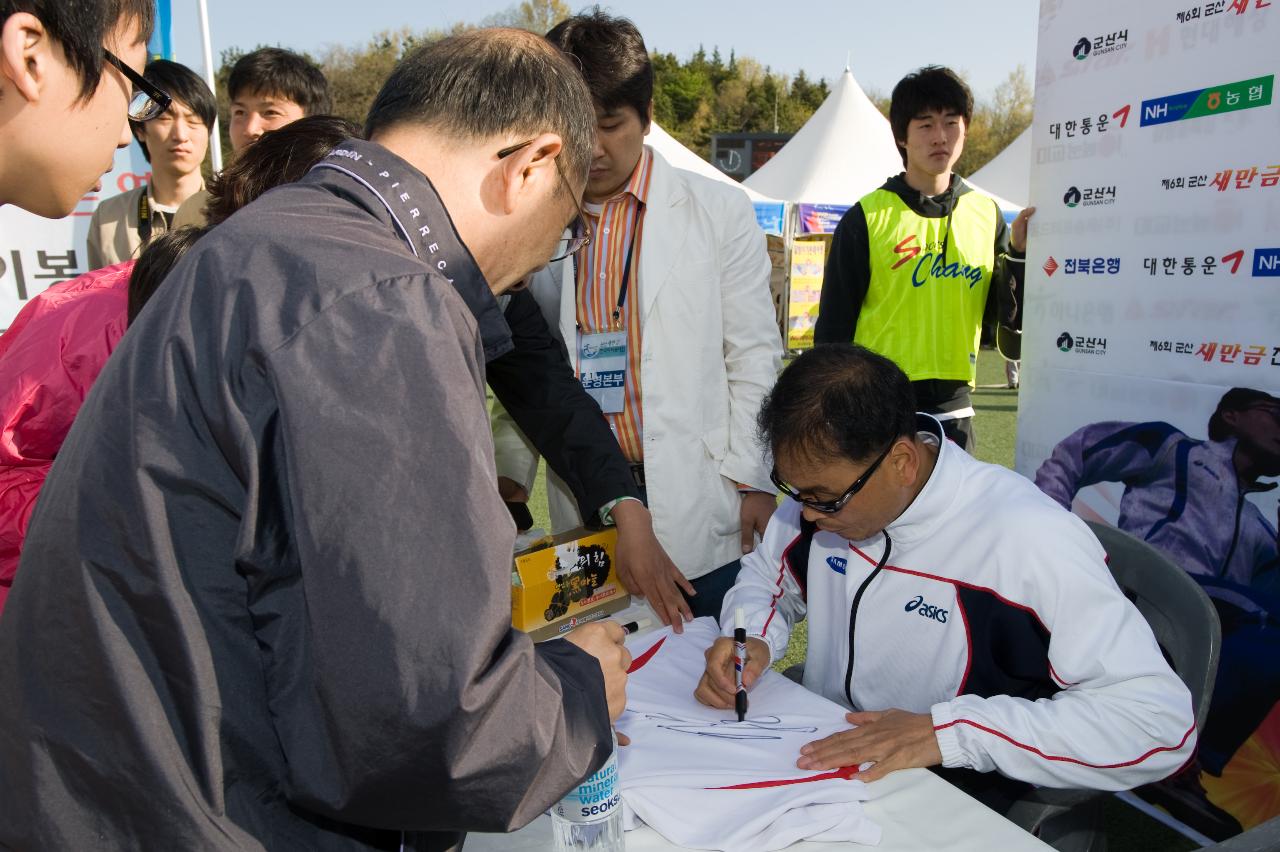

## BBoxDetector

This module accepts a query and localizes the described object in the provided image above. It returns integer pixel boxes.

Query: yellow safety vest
[854,187,998,385]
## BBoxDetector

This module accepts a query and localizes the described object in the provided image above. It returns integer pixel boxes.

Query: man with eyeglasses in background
[697,344,1197,815]
[0,0,159,217]
[494,10,782,630]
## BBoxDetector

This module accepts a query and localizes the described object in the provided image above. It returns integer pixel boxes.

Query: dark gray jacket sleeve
[254,276,612,833]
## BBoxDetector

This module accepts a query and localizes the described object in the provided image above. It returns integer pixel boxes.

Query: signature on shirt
[639,713,818,741]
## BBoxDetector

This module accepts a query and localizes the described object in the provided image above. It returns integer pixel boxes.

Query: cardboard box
[512,527,631,642]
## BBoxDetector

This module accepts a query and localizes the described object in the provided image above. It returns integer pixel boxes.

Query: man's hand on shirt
[1010,206,1036,254]
[565,620,632,723]
[693,636,770,709]
[739,491,778,554]
[612,499,695,632]
[497,476,529,503]
[797,709,942,782]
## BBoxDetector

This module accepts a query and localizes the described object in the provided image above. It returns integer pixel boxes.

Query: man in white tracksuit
[697,344,1197,813]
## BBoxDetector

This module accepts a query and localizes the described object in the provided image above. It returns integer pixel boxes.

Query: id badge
[578,329,629,414]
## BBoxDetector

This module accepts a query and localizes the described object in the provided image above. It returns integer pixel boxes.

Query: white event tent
[967,126,1031,210]
[743,68,902,211]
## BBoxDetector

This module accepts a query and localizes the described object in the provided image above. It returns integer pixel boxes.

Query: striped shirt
[575,148,654,463]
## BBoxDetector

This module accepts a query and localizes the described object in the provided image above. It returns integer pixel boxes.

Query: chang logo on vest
[904,595,948,623]
[909,249,984,289]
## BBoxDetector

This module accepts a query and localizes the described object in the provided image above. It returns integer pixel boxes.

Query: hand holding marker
[734,607,748,722]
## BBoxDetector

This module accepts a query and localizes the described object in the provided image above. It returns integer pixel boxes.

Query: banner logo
[1044,257,1060,277]
[1072,30,1129,61]
[1058,332,1107,356]
[1253,248,1280,277]
[1064,185,1117,208]
[1140,75,1274,127]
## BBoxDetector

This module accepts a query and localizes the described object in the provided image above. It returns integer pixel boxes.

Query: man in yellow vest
[815,66,1034,451]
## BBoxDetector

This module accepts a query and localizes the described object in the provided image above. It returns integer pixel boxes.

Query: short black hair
[1,0,155,99]
[204,114,359,226]
[127,225,206,325]
[130,60,217,163]
[365,29,596,184]
[889,66,973,167]
[1209,387,1280,441]
[546,8,653,126]
[227,47,331,116]
[759,344,918,466]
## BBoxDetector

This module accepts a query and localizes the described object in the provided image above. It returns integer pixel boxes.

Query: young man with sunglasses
[494,10,782,629]
[697,344,1196,812]
[0,0,158,217]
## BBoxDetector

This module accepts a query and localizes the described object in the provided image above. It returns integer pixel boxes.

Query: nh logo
[1253,248,1280,277]
[1144,103,1168,121]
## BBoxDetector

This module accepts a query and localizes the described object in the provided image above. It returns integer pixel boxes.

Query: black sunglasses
[497,139,592,262]
[771,441,895,514]
[104,50,172,122]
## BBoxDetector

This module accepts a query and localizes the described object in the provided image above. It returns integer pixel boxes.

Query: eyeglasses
[770,441,895,514]
[104,50,172,122]
[497,139,592,262]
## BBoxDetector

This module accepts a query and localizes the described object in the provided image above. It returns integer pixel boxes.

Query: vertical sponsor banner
[787,239,826,350]
[149,0,174,61]
[1021,0,1280,839]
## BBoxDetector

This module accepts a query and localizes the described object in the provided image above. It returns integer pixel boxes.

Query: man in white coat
[493,10,782,628]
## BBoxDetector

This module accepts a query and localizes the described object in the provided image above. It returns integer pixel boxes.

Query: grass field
[518,348,1199,851]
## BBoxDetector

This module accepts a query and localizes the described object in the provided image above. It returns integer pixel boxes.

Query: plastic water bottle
[550,731,625,851]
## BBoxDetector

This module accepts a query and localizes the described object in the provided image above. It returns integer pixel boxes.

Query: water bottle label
[553,753,620,824]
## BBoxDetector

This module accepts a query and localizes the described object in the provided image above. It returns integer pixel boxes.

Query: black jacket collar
[307,138,514,361]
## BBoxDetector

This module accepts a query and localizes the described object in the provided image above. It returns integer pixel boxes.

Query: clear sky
[168,0,1038,101]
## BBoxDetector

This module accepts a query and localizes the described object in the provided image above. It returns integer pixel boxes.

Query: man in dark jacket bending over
[0,29,629,852]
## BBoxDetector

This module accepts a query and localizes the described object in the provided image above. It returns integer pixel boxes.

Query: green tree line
[212,0,1030,181]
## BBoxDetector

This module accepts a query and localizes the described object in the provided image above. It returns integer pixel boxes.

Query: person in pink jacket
[0,263,133,614]
[0,115,359,617]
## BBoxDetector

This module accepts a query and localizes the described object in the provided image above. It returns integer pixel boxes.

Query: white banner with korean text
[1019,0,1279,838]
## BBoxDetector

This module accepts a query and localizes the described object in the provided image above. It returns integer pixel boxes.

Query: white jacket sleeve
[930,510,1197,790]
[490,395,540,494]
[719,500,808,666]
[714,189,782,492]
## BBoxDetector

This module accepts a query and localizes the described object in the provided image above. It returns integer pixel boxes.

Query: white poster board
[1019,0,1279,836]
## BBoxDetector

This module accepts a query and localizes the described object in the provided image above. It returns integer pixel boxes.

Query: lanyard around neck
[575,205,642,331]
